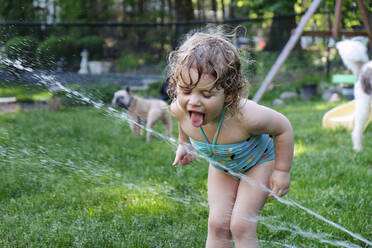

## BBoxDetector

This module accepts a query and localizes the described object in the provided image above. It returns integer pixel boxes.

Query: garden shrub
[141,53,157,64]
[296,75,324,88]
[90,84,122,103]
[145,80,166,98]
[115,53,139,72]
[4,36,39,68]
[77,36,105,60]
[115,52,158,72]
[53,84,122,106]
[36,36,79,71]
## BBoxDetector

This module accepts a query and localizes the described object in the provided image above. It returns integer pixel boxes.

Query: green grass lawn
[0,99,371,247]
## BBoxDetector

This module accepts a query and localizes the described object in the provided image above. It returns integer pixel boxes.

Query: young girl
[166,26,294,248]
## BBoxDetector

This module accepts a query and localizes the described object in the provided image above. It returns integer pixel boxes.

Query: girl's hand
[268,169,290,200]
[172,144,197,166]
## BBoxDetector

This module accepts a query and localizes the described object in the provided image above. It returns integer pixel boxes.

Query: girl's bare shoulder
[170,100,185,121]
[237,99,262,120]
[236,99,275,131]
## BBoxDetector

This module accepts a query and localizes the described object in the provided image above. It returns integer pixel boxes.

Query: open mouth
[189,111,205,127]
[116,97,128,109]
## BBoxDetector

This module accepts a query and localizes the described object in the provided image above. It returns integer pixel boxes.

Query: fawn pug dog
[112,88,172,142]
[352,61,372,151]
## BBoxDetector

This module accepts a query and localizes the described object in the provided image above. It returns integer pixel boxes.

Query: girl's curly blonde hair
[166,25,249,116]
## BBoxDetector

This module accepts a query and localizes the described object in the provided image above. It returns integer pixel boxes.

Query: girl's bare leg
[230,161,274,248]
[206,165,239,248]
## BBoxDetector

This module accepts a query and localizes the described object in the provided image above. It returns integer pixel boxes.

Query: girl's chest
[182,118,250,144]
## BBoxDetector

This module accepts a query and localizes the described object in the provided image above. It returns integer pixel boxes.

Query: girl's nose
[188,94,201,106]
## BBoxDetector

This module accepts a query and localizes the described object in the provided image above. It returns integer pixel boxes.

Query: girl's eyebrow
[200,86,218,92]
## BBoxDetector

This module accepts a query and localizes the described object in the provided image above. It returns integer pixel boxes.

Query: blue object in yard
[332,74,356,100]
[331,74,357,85]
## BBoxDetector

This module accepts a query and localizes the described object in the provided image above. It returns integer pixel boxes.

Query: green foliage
[0,0,37,39]
[115,52,158,72]
[242,50,316,84]
[115,53,140,72]
[295,75,324,87]
[144,80,164,98]
[4,36,39,68]
[53,84,122,106]
[56,0,115,21]
[0,0,35,21]
[36,36,79,71]
[77,36,105,60]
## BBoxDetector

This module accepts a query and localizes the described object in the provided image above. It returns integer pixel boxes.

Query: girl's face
[176,67,226,127]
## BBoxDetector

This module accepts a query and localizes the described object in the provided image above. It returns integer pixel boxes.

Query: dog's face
[112,90,132,109]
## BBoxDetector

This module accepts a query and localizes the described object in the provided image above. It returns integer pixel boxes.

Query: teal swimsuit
[189,109,275,179]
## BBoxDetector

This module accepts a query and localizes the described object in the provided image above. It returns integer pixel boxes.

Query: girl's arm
[242,101,294,170]
[241,101,294,198]
[170,100,197,166]
[267,113,293,199]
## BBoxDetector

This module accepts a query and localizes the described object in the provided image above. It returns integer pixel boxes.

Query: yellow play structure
[322,100,372,131]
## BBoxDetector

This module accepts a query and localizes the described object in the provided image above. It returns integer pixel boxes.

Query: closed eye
[203,93,212,98]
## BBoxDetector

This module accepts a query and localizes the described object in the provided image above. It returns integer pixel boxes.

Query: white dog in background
[352,61,372,151]
[336,38,371,151]
[112,88,172,142]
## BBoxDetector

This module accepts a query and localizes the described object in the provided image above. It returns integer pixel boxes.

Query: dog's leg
[352,82,371,151]
[130,122,137,134]
[145,120,155,142]
[129,114,142,136]
[131,122,141,135]
[162,112,172,138]
[138,117,144,136]
[146,111,162,142]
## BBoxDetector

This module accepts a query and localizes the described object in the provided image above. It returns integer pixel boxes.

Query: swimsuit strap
[199,108,226,145]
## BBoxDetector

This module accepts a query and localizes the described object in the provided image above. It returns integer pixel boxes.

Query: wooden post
[357,0,372,47]
[253,0,323,103]
[332,0,342,40]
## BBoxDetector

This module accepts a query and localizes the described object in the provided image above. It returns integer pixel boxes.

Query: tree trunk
[229,0,235,19]
[159,0,166,61]
[220,0,225,20]
[175,0,194,21]
[197,0,203,20]
[137,0,144,14]
[265,13,297,51]
[211,0,217,20]
[172,0,194,48]
[167,0,174,22]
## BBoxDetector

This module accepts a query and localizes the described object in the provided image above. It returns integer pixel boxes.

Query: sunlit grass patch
[0,99,371,247]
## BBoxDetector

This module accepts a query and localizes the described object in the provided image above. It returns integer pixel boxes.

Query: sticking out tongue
[190,111,204,127]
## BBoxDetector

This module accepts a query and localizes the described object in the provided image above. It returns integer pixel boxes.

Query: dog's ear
[126,87,131,94]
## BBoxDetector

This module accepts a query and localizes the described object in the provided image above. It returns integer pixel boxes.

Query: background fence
[0,13,370,89]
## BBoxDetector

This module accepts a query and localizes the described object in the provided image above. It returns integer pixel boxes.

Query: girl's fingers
[270,187,289,199]
[183,154,193,165]
[174,152,196,167]
[281,187,289,196]
[180,157,188,165]
[277,189,283,197]
[172,159,179,167]
[271,185,279,196]
[172,153,181,166]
